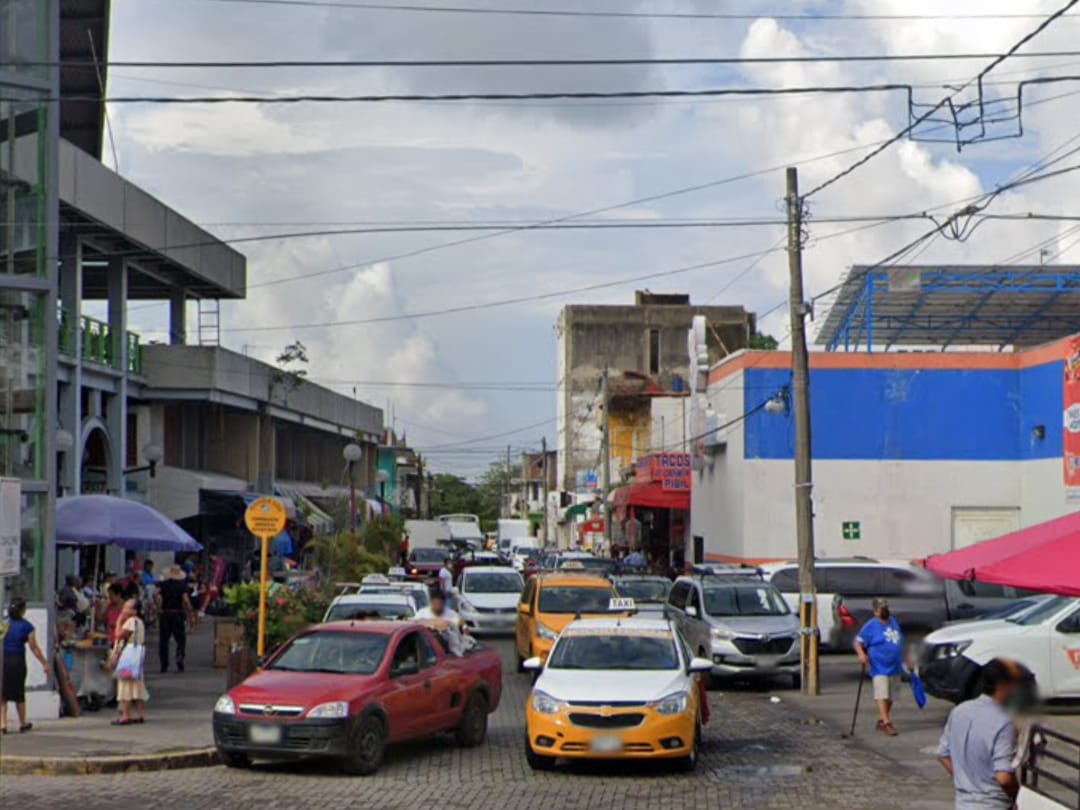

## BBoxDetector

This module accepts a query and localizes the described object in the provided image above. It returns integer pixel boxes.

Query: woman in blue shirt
[2,598,51,733]
[854,597,908,736]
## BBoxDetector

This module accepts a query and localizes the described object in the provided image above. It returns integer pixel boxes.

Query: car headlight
[537,622,559,641]
[458,597,476,613]
[653,691,689,715]
[711,627,736,641]
[932,641,972,660]
[531,690,564,714]
[307,701,350,719]
[214,694,236,715]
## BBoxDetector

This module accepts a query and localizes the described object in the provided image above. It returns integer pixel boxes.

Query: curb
[1,747,221,776]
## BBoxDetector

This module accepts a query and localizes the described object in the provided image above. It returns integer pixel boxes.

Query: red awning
[925,510,1080,596]
[611,482,689,511]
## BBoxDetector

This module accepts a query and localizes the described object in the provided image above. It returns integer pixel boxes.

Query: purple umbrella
[56,495,203,552]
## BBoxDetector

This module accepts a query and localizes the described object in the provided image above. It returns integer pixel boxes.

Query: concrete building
[507,450,556,518]
[556,291,754,494]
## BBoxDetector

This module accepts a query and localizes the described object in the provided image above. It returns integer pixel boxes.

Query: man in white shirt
[415,590,473,656]
[415,590,463,629]
[437,558,453,597]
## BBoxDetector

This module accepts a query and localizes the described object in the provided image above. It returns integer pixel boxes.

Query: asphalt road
[4,638,954,810]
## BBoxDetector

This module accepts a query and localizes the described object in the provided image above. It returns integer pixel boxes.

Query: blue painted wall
[742,361,1062,461]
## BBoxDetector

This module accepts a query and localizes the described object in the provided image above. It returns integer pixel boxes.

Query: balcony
[57,309,144,376]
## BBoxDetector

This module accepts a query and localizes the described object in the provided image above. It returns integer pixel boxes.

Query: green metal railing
[57,308,144,375]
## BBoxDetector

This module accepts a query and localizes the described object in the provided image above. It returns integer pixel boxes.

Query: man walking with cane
[854,597,907,736]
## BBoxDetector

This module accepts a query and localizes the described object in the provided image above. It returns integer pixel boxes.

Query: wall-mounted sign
[842,521,861,541]
[636,453,691,491]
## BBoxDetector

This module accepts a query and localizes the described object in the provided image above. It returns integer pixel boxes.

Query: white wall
[691,369,747,560]
[1020,457,1078,526]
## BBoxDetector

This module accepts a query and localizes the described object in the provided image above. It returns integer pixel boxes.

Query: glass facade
[1,0,55,601]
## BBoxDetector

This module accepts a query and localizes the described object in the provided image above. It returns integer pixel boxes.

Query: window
[648,329,661,375]
[687,585,702,614]
[769,569,800,593]
[391,633,422,676]
[520,578,536,608]
[668,581,691,609]
[820,567,883,597]
[417,633,439,667]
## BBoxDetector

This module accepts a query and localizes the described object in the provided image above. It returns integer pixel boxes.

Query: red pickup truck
[212,621,502,774]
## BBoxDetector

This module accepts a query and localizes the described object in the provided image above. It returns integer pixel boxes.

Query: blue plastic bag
[910,670,927,709]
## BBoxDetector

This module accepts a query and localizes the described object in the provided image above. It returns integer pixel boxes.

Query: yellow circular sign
[244,496,288,539]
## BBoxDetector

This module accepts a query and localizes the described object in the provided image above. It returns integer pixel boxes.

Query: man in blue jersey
[855,597,908,736]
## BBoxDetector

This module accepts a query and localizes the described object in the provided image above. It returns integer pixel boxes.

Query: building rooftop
[817,264,1080,351]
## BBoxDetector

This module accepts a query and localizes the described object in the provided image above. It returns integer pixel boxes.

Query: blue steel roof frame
[817,265,1080,351]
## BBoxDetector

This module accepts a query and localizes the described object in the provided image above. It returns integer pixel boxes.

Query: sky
[103,0,1080,479]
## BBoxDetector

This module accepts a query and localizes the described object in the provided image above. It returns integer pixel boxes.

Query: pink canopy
[925,510,1080,596]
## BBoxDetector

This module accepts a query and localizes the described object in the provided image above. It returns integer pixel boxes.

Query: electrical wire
[804,0,1080,200]
[192,0,1080,23]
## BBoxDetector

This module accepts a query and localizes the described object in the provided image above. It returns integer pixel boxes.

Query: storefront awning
[611,482,689,511]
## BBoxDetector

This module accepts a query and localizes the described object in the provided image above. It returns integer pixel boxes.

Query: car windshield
[615,578,672,602]
[326,601,414,621]
[268,631,389,675]
[538,586,616,613]
[548,634,678,670]
[704,585,789,616]
[1011,596,1072,625]
[410,548,445,563]
[463,572,523,594]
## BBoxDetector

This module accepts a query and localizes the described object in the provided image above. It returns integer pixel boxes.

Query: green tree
[476,461,521,521]
[749,332,779,350]
[430,473,483,516]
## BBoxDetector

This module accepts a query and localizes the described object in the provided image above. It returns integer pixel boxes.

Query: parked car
[612,575,672,616]
[919,596,1080,703]
[213,621,502,773]
[323,592,416,622]
[764,558,1035,649]
[455,566,524,634]
[406,547,447,582]
[664,575,800,687]
[357,575,431,611]
[522,618,711,771]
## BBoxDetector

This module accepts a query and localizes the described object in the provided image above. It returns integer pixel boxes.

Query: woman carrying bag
[109,599,148,725]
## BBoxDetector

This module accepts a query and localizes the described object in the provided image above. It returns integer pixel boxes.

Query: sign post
[243,497,288,657]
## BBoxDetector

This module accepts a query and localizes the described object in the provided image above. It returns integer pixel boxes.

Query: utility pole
[601,368,612,547]
[505,444,511,518]
[541,435,550,545]
[787,166,819,696]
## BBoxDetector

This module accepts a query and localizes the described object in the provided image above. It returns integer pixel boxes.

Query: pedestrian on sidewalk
[108,599,148,725]
[1,598,50,733]
[854,597,908,736]
[156,565,193,673]
[938,658,1033,810]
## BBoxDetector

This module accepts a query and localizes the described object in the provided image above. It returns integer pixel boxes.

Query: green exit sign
[842,521,861,541]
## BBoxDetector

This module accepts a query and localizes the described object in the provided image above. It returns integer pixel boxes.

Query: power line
[28,51,1080,70]
[804,0,1080,199]
[193,0,1080,23]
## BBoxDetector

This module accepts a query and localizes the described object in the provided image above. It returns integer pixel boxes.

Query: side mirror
[688,657,713,674]
[685,605,698,618]
[518,603,532,615]
[522,656,543,671]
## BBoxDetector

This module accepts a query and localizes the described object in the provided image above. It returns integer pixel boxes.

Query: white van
[920,595,1078,703]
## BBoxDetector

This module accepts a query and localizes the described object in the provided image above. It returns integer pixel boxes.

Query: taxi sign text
[608,597,636,611]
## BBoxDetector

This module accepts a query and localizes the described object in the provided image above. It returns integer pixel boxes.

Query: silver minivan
[664,575,801,688]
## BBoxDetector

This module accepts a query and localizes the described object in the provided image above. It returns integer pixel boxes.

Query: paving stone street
[3,640,954,810]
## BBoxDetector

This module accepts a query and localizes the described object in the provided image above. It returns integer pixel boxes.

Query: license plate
[756,655,778,670]
[591,735,623,753]
[249,724,281,744]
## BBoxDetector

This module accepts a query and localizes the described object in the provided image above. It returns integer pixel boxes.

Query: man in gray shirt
[938,658,1033,809]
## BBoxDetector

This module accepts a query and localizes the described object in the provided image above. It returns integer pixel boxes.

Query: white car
[523,617,712,771]
[920,595,1080,703]
[455,566,524,634]
[511,545,540,573]
[357,577,431,610]
[323,592,417,622]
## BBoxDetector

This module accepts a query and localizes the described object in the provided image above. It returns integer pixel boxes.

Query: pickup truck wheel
[456,692,488,747]
[525,736,556,771]
[340,714,386,776]
[218,749,251,769]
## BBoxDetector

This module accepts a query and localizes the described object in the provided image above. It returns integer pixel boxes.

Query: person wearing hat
[155,565,193,673]
[854,597,908,736]
[938,658,1033,809]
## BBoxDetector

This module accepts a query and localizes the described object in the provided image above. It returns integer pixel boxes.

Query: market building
[691,265,1080,564]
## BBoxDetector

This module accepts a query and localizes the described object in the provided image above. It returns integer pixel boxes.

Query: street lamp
[143,442,163,477]
[376,469,390,511]
[343,443,363,539]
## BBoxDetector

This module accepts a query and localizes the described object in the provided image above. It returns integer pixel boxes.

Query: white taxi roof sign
[608,597,636,612]
[362,573,392,585]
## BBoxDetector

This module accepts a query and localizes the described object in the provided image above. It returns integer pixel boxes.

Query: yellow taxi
[514,570,622,668]
[522,617,712,771]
